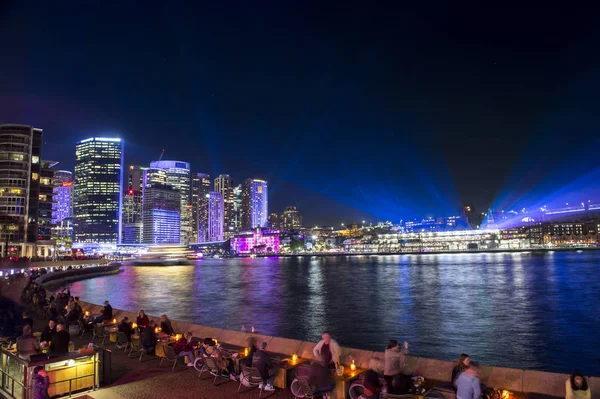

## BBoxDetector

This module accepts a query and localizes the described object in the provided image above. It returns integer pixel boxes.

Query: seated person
[141,320,157,354]
[41,320,57,344]
[98,300,112,322]
[204,340,237,381]
[309,355,335,397]
[384,339,409,388]
[251,341,278,391]
[160,315,174,335]
[240,336,257,367]
[387,373,411,395]
[173,332,197,367]
[136,310,149,330]
[359,369,382,399]
[566,371,591,399]
[50,324,71,355]
[117,317,133,342]
[17,325,40,360]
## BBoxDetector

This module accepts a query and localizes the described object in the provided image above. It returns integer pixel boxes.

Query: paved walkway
[74,335,298,399]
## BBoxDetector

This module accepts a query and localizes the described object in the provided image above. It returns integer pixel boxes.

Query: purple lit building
[208,191,224,242]
[231,228,281,254]
[52,170,74,239]
[241,179,268,230]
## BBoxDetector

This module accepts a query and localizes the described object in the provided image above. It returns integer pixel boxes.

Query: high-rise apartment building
[191,173,210,243]
[0,124,55,257]
[268,213,279,229]
[241,178,268,230]
[121,165,146,244]
[459,204,483,230]
[149,161,191,244]
[142,168,180,244]
[38,161,58,243]
[207,191,224,242]
[214,174,235,238]
[52,170,73,239]
[73,137,124,244]
[233,184,242,233]
[280,206,302,230]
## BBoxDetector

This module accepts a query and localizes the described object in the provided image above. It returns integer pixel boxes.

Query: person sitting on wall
[160,314,174,335]
[312,331,341,370]
[49,324,70,355]
[566,370,591,399]
[97,300,112,322]
[141,320,157,354]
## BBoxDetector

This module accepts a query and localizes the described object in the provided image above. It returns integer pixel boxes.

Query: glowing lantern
[154,327,159,334]
[244,348,249,356]
[350,359,356,371]
[85,311,90,317]
[292,354,298,362]
[175,334,182,341]
[502,391,510,399]
[112,319,116,324]
[132,323,137,329]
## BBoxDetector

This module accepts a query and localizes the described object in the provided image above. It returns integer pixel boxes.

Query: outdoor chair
[238,364,266,397]
[127,335,141,358]
[139,346,155,361]
[193,356,207,373]
[115,332,129,351]
[158,345,183,372]
[92,325,107,345]
[200,356,231,385]
[292,377,317,399]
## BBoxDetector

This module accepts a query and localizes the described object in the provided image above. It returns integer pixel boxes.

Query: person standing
[384,339,409,388]
[32,366,49,399]
[312,331,341,370]
[17,325,40,360]
[455,366,481,399]
[50,324,70,355]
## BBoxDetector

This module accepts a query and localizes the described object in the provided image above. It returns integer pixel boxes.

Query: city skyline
[1,4,600,226]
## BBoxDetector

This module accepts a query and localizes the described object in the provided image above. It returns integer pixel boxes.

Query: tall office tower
[214,174,235,238]
[73,137,123,244]
[268,213,279,229]
[121,187,143,244]
[38,161,58,244]
[149,160,191,244]
[0,124,53,257]
[191,173,210,243]
[52,170,73,239]
[207,191,224,241]
[233,184,242,233]
[127,165,147,191]
[241,178,268,230]
[459,204,482,230]
[280,206,302,230]
[142,168,180,244]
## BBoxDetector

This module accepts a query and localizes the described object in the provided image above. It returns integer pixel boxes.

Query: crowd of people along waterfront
[0,279,594,399]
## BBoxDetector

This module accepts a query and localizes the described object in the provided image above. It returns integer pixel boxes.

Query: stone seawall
[78,301,599,398]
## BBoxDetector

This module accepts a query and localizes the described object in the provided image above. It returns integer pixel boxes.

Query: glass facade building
[142,168,180,244]
[150,160,191,244]
[214,174,235,238]
[73,137,124,244]
[241,178,268,230]
[207,191,224,242]
[191,173,210,243]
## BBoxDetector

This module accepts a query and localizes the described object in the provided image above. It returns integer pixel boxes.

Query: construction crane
[158,148,165,161]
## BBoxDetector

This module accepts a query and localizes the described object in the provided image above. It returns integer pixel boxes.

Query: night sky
[2,3,600,226]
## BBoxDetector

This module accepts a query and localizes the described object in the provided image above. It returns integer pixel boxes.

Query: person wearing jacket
[136,310,149,330]
[384,339,409,388]
[41,320,57,344]
[455,366,481,399]
[173,332,197,367]
[312,331,341,370]
[32,366,49,399]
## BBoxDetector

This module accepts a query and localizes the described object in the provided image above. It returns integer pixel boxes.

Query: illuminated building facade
[280,206,302,230]
[150,160,191,244]
[233,184,242,233]
[122,188,143,244]
[142,168,180,244]
[52,170,73,239]
[191,173,210,243]
[0,124,53,257]
[214,174,235,238]
[207,191,224,242]
[268,212,279,229]
[230,228,282,254]
[127,165,146,191]
[38,160,58,244]
[459,204,483,229]
[73,137,123,244]
[241,178,268,230]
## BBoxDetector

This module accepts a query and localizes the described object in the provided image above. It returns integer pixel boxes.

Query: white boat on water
[132,245,192,266]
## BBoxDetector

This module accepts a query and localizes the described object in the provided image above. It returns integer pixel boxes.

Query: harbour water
[63,251,600,375]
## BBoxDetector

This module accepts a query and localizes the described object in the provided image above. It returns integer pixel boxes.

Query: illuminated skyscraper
[73,137,124,244]
[121,165,146,243]
[0,124,44,257]
[233,184,242,233]
[52,170,73,239]
[241,178,268,230]
[214,174,235,238]
[191,173,210,243]
[268,213,279,229]
[280,206,302,230]
[149,160,191,244]
[142,168,180,244]
[127,165,146,191]
[207,191,224,242]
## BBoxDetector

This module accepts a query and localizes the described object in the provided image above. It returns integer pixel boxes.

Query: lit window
[31,173,39,180]
[32,156,39,164]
